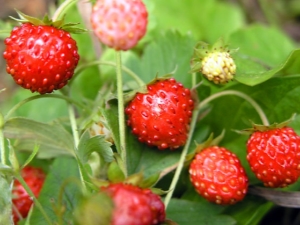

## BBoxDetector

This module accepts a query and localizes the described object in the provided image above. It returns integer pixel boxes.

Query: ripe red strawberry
[189,146,248,205]
[12,166,46,224]
[247,126,300,188]
[3,22,80,94]
[125,78,194,150]
[91,0,148,51]
[101,183,166,225]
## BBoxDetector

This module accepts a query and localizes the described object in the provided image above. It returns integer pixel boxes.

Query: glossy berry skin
[189,146,248,205]
[102,183,165,225]
[247,127,300,188]
[125,78,194,150]
[3,23,80,94]
[12,166,46,224]
[91,0,148,51]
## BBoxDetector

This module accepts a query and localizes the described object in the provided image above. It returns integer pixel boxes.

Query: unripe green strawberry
[247,126,300,188]
[125,78,194,150]
[190,39,237,84]
[189,146,248,205]
[3,22,80,94]
[91,0,148,51]
[201,51,236,84]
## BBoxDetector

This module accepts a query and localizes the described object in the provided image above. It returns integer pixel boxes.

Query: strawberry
[3,15,80,94]
[91,0,148,51]
[247,126,300,188]
[12,166,46,224]
[189,146,248,205]
[101,183,166,225]
[190,39,237,84]
[201,51,236,84]
[125,78,194,150]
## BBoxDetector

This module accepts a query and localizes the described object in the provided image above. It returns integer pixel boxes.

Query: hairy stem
[15,174,52,225]
[116,51,128,177]
[0,113,6,165]
[65,96,88,192]
[164,109,200,208]
[198,90,269,126]
[74,60,145,87]
[52,0,78,21]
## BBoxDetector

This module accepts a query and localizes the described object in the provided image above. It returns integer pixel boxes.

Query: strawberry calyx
[124,74,173,104]
[240,114,296,135]
[11,9,86,34]
[190,38,238,84]
[185,131,225,162]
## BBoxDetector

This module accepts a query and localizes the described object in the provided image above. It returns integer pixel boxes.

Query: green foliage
[28,157,81,224]
[167,199,236,225]
[1,0,300,224]
[0,174,12,224]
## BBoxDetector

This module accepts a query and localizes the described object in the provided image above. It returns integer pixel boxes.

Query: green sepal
[150,187,169,195]
[185,130,225,163]
[138,173,160,189]
[124,171,145,186]
[123,73,174,104]
[238,113,296,135]
[107,160,126,183]
[10,9,87,34]
[73,192,114,225]
[21,144,40,168]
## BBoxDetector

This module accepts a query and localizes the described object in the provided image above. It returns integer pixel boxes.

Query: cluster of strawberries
[4,0,300,224]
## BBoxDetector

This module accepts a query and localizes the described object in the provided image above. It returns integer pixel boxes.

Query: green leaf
[126,132,182,178]
[224,196,273,225]
[3,117,74,158]
[101,102,121,154]
[228,24,298,86]
[167,199,236,225]
[0,174,12,225]
[29,157,81,224]
[77,130,114,164]
[151,0,245,42]
[229,24,296,67]
[122,31,197,87]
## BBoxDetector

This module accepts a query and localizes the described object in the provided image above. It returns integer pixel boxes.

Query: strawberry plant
[1,0,300,224]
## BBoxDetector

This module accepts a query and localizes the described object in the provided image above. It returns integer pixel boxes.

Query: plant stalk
[198,90,269,126]
[164,109,200,208]
[15,174,52,225]
[52,0,77,21]
[115,51,128,177]
[74,60,145,87]
[0,113,6,165]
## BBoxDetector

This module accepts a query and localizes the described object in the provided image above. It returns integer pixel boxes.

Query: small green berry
[201,51,236,84]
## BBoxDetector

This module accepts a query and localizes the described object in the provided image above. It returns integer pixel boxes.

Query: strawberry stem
[52,0,78,21]
[61,88,89,193]
[198,90,269,126]
[115,51,128,177]
[15,173,52,225]
[0,113,6,165]
[164,108,200,208]
[73,60,145,87]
